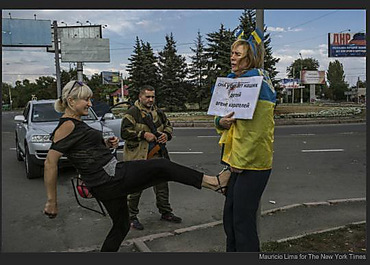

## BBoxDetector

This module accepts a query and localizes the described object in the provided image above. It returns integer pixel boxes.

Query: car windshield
[31,103,97,122]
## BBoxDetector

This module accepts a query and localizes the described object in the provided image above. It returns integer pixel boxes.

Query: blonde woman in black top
[43,80,230,252]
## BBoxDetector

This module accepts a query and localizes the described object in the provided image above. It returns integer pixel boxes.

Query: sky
[1,9,367,87]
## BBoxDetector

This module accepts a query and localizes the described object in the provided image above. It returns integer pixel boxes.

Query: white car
[14,99,116,179]
[94,101,132,148]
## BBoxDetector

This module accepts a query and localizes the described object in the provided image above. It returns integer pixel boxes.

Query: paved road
[1,111,366,252]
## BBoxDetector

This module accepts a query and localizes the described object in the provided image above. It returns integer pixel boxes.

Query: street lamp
[299,53,303,103]
[86,20,92,25]
[60,21,68,26]
[76,21,83,26]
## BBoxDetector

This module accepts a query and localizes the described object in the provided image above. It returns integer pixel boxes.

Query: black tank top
[50,117,115,187]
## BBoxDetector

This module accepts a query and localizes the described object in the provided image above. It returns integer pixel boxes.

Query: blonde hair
[54,80,93,113]
[231,39,265,71]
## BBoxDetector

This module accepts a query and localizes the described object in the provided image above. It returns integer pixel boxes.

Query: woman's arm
[43,121,74,218]
[43,149,62,218]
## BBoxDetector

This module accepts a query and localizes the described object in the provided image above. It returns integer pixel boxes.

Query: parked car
[97,101,133,148]
[14,99,116,179]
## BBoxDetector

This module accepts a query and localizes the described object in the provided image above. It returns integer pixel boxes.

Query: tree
[287,57,320,79]
[2,82,12,105]
[188,30,209,108]
[157,33,188,110]
[205,23,235,89]
[34,76,57,99]
[286,57,320,102]
[141,41,161,89]
[326,60,348,100]
[126,37,147,99]
[238,9,280,85]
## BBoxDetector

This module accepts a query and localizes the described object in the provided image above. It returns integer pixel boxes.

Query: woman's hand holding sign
[219,112,236,129]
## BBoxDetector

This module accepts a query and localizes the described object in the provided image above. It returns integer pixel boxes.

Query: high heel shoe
[215,166,231,195]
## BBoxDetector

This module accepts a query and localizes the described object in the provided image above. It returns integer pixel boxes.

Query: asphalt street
[1,111,366,252]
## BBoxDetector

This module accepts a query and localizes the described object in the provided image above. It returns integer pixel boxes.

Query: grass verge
[261,223,366,252]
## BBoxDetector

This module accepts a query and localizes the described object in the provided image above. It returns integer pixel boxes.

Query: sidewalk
[170,116,366,127]
[116,198,365,252]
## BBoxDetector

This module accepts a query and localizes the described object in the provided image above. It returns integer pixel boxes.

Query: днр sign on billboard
[328,32,366,57]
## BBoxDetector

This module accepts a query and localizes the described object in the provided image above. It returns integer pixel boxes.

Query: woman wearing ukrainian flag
[214,28,276,252]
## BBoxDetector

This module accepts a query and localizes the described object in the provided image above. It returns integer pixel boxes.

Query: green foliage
[238,9,280,85]
[287,58,320,79]
[157,33,188,110]
[327,60,349,100]
[2,82,12,105]
[205,24,235,89]
[126,37,147,100]
[188,30,210,108]
[127,37,161,101]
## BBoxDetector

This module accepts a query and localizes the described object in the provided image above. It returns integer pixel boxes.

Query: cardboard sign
[207,76,263,119]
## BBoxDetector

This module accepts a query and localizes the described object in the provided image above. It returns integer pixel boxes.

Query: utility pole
[299,53,303,103]
[256,9,264,69]
[8,86,13,110]
[53,21,62,98]
[77,62,83,82]
[120,73,124,102]
[256,8,264,242]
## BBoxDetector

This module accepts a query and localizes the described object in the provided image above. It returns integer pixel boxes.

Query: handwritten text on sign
[207,76,263,119]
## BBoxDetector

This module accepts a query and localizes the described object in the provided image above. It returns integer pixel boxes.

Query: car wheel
[15,136,24,161]
[25,145,42,179]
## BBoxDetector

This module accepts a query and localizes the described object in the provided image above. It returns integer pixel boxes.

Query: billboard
[101,71,121,84]
[61,38,110,62]
[47,25,102,53]
[301,70,326,85]
[328,32,366,57]
[279,78,301,88]
[2,18,52,47]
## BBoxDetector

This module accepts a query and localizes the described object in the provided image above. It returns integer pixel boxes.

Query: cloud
[299,49,316,56]
[287,27,303,32]
[267,26,285,32]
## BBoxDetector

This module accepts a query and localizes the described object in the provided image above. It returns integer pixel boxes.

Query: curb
[276,220,366,243]
[170,118,366,127]
[261,197,366,216]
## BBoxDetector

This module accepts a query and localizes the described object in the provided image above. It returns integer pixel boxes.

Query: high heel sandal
[215,166,231,195]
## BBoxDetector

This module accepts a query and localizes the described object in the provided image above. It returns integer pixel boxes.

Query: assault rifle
[142,113,167,159]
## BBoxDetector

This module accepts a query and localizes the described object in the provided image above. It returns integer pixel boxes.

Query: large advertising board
[328,32,366,57]
[101,71,121,84]
[279,78,301,88]
[2,18,52,47]
[301,70,326,85]
[61,38,110,62]
[47,25,102,53]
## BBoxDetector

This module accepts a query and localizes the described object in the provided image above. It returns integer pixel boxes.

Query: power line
[287,10,340,31]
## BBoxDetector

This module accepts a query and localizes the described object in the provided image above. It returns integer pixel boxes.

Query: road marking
[116,150,203,155]
[2,132,12,134]
[301,149,344,153]
[169,151,203,154]
[197,136,219,138]
[291,133,315,136]
[9,148,16,151]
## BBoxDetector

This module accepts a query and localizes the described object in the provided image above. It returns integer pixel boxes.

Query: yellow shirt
[217,100,275,170]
